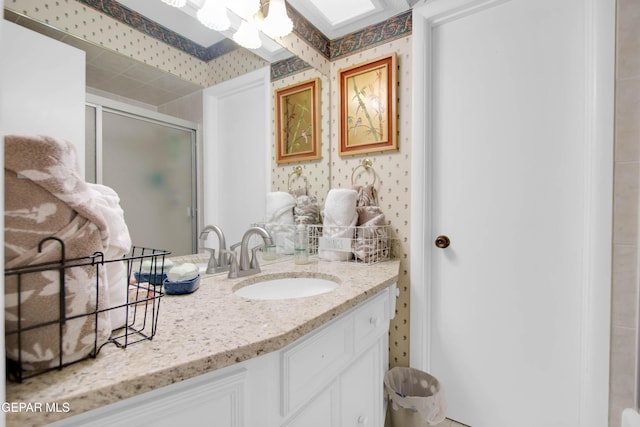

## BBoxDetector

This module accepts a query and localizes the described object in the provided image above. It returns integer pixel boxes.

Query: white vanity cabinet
[48,367,247,427]
[48,284,396,427]
[278,288,392,427]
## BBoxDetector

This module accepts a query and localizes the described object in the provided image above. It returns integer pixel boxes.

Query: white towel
[319,189,358,261]
[87,183,132,330]
[265,192,296,254]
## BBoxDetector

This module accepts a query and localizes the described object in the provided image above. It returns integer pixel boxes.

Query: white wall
[1,21,85,176]
[202,67,271,246]
[2,21,83,417]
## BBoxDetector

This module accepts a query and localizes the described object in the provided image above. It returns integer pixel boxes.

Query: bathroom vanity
[5,259,400,427]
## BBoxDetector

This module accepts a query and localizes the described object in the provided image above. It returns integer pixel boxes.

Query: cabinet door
[48,369,246,427]
[284,386,336,427]
[340,344,382,427]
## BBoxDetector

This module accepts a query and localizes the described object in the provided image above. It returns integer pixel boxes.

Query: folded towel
[266,191,296,224]
[294,194,320,225]
[319,189,358,261]
[352,184,387,262]
[4,134,112,371]
[265,192,296,254]
[354,184,379,207]
[354,206,388,263]
[87,183,132,330]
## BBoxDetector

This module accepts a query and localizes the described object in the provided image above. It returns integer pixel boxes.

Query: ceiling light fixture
[233,18,262,49]
[161,0,293,50]
[229,0,261,21]
[259,0,293,39]
[161,0,187,8]
[197,0,230,32]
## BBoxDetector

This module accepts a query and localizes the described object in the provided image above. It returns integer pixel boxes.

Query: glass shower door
[101,109,196,256]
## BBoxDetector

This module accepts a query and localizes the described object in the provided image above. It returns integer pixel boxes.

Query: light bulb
[261,0,293,38]
[197,0,230,31]
[228,0,260,20]
[233,19,262,49]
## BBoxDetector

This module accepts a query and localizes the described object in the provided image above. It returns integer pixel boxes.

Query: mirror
[3,4,331,255]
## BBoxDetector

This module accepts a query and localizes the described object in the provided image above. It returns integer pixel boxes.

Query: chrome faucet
[227,226,273,278]
[199,225,230,274]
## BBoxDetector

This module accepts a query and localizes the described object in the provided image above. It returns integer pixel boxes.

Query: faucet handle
[250,244,265,269]
[222,249,239,278]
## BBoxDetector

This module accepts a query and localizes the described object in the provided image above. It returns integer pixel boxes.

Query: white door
[99,109,197,256]
[202,67,271,245]
[410,1,615,426]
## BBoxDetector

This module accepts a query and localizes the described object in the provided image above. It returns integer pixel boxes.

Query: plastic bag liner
[384,367,447,426]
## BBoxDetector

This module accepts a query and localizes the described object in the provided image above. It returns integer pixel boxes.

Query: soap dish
[163,275,200,295]
[134,272,168,286]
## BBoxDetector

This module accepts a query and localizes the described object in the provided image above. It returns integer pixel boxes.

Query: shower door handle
[435,235,450,249]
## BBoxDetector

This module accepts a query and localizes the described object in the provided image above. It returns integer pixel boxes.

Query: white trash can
[384,367,447,427]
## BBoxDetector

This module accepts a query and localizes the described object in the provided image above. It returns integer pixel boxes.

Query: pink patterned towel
[4,134,114,371]
[353,184,387,263]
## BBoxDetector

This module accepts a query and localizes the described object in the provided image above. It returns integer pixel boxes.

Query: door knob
[435,235,450,249]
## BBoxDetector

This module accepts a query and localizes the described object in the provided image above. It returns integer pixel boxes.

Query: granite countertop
[5,257,400,427]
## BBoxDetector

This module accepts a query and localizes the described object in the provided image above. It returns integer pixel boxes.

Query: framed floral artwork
[338,53,398,156]
[275,78,321,164]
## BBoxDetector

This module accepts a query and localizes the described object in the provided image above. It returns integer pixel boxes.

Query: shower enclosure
[86,96,198,256]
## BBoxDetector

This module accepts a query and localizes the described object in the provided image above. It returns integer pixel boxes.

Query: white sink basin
[234,276,339,300]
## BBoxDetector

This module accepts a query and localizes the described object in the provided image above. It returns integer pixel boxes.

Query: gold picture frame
[338,53,398,156]
[275,78,321,164]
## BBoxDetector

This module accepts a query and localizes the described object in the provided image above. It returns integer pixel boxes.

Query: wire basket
[308,224,393,264]
[4,237,170,382]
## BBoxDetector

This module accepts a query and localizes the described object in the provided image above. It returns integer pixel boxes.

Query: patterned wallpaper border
[330,10,412,60]
[271,56,312,80]
[288,3,330,59]
[270,7,413,62]
[78,0,238,61]
[273,10,412,80]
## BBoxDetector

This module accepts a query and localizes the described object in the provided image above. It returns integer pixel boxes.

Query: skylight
[308,0,376,26]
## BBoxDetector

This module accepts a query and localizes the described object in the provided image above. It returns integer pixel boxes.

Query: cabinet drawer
[353,290,390,353]
[281,317,353,415]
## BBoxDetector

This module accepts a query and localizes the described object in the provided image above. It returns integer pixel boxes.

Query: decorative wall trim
[77,0,238,61]
[273,10,412,80]
[330,10,412,60]
[288,3,330,59]
[271,56,312,81]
